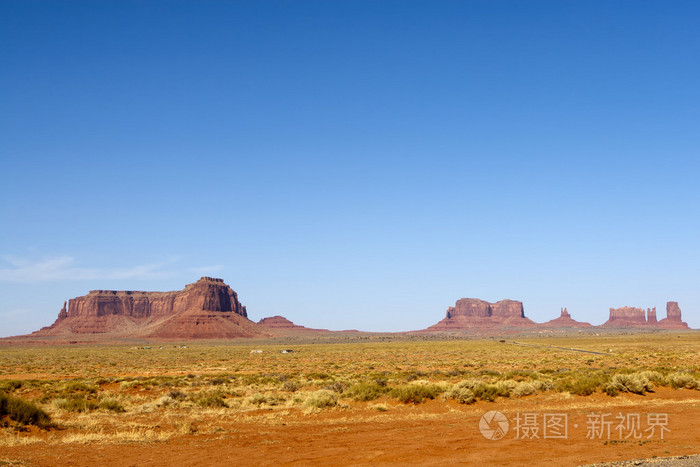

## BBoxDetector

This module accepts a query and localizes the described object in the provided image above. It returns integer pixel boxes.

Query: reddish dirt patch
[3,389,698,466]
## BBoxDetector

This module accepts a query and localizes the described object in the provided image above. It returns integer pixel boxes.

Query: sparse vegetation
[608,373,654,395]
[389,382,445,404]
[0,333,697,449]
[304,390,338,409]
[345,381,386,401]
[0,393,52,428]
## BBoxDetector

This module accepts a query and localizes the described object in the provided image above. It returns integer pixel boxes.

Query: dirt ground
[2,387,698,466]
[1,333,698,466]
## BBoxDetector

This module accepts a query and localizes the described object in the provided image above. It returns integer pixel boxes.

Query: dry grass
[0,333,697,445]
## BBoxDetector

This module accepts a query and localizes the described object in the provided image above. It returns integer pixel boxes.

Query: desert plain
[1,332,698,466]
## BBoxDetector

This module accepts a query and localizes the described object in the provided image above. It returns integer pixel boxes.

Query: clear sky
[1,0,698,337]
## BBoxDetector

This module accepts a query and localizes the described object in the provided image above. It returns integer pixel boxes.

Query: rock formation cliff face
[256,315,325,335]
[34,277,261,338]
[426,298,535,331]
[61,277,246,320]
[23,280,693,340]
[446,298,525,320]
[657,302,690,329]
[542,308,593,328]
[604,306,648,326]
[647,307,657,324]
[603,302,689,329]
[258,316,303,329]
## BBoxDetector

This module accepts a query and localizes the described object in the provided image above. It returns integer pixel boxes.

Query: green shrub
[0,393,52,428]
[306,372,331,381]
[512,382,537,398]
[0,380,23,393]
[168,390,188,400]
[504,370,535,381]
[304,390,338,409]
[668,372,699,390]
[443,386,476,404]
[609,373,653,395]
[98,398,126,413]
[389,383,444,404]
[637,371,666,386]
[494,381,514,397]
[554,375,604,396]
[193,393,228,408]
[531,380,554,392]
[282,381,301,392]
[53,396,98,412]
[345,381,387,401]
[324,381,347,394]
[246,393,268,406]
[370,403,389,412]
[602,383,619,397]
[456,380,510,401]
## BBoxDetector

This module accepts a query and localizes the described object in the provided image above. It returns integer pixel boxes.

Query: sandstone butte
[425,298,538,331]
[18,277,693,339]
[33,277,262,339]
[541,308,593,328]
[257,316,325,333]
[603,302,690,330]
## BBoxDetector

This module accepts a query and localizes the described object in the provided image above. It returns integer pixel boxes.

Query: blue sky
[1,0,698,336]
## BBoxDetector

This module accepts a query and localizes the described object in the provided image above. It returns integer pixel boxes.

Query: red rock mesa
[33,277,261,338]
[603,302,689,329]
[542,307,593,327]
[426,298,536,331]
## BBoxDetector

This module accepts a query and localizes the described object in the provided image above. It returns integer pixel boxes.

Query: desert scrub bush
[443,386,476,404]
[119,380,143,390]
[306,372,332,381]
[345,381,387,402]
[504,370,536,381]
[554,376,604,396]
[608,373,653,395]
[244,392,286,407]
[637,371,666,386]
[61,381,97,394]
[0,393,52,428]
[457,380,510,402]
[512,382,537,398]
[282,381,301,392]
[92,377,111,386]
[602,383,619,397]
[0,380,22,393]
[324,381,347,394]
[304,390,338,409]
[52,396,99,413]
[97,398,126,413]
[667,372,699,390]
[190,392,228,408]
[209,377,230,386]
[246,393,268,406]
[389,382,445,404]
[531,380,554,392]
[167,390,188,401]
[370,403,389,412]
[155,395,177,408]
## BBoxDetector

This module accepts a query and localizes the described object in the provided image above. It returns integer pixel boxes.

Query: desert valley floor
[1,332,699,466]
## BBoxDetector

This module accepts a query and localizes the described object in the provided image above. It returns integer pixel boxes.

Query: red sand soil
[3,388,698,466]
